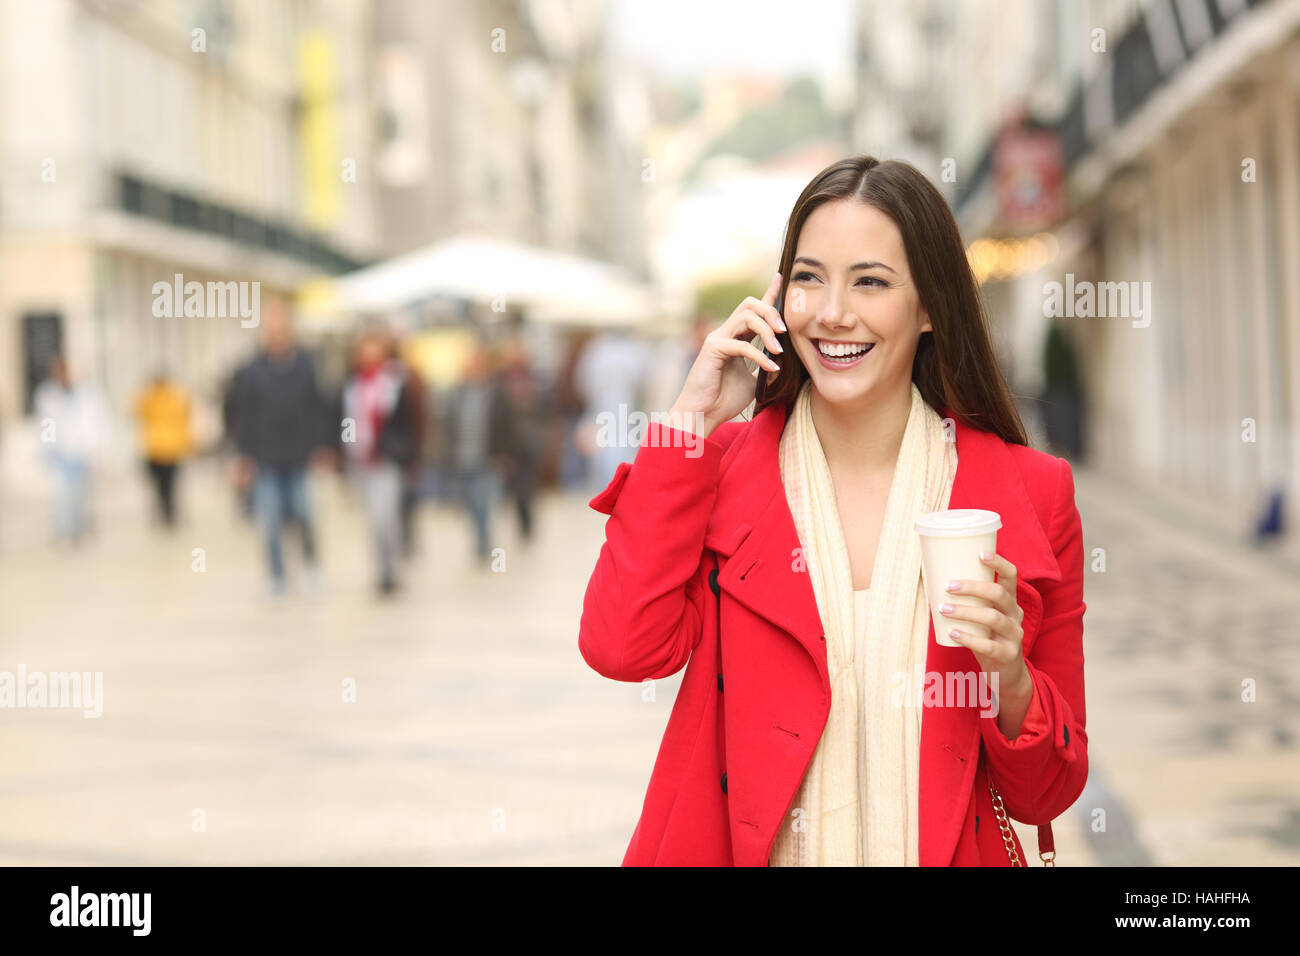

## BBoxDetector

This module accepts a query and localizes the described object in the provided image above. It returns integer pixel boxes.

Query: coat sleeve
[579,421,735,683]
[978,456,1088,825]
[225,367,253,458]
[302,354,335,454]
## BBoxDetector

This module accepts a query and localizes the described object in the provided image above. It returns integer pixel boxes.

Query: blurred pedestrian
[574,329,651,492]
[33,355,106,546]
[499,336,545,544]
[221,366,255,521]
[132,368,194,528]
[392,341,430,559]
[225,299,333,597]
[340,326,422,595]
[644,311,712,416]
[443,344,511,566]
[554,333,590,491]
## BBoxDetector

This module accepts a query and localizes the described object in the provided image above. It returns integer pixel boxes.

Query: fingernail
[772,341,783,352]
[949,628,962,640]
[979,551,991,560]
[940,602,954,614]
[945,580,960,592]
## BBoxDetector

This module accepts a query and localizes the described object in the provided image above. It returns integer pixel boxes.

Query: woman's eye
[792,271,884,287]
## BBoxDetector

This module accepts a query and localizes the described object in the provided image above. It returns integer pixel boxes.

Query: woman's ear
[919,309,933,335]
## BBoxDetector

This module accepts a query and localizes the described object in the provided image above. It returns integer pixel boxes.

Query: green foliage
[694,277,768,322]
[685,76,837,181]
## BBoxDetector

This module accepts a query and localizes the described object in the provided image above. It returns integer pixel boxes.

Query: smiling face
[783,198,932,410]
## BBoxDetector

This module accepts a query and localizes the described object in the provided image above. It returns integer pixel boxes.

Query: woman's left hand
[940,551,1030,697]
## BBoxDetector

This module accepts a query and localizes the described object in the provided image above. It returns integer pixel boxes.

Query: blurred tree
[694,278,767,323]
[686,77,833,181]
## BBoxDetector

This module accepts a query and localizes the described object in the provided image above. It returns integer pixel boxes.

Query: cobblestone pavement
[1053,467,1300,866]
[0,458,1295,865]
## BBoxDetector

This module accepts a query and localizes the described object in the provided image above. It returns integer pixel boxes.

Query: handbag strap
[1037,821,1056,864]
[988,778,1056,866]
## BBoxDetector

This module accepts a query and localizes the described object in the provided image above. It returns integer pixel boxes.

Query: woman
[579,156,1087,866]
[341,326,421,595]
[132,368,194,528]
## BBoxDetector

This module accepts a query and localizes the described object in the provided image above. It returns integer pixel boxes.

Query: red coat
[579,400,1087,866]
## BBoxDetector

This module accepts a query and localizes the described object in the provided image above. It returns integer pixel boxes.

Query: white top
[770,585,873,867]
[853,587,870,664]
[853,587,870,616]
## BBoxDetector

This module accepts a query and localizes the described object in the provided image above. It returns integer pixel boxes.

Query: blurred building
[928,0,1300,547]
[351,0,654,428]
[0,0,380,444]
[371,0,646,270]
[0,0,658,465]
[852,0,954,172]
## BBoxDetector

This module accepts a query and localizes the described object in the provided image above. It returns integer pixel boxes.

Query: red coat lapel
[705,404,826,681]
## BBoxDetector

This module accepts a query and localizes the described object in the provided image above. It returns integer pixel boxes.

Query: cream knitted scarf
[770,379,956,866]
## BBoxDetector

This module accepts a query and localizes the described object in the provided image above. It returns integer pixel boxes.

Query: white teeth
[817,340,872,358]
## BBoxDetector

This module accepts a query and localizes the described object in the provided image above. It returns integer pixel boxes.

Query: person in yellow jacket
[132,370,194,527]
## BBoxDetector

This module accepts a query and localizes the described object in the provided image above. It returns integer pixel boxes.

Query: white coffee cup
[915,509,1002,648]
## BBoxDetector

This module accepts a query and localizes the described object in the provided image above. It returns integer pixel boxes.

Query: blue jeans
[456,466,498,562]
[50,455,89,542]
[252,465,317,584]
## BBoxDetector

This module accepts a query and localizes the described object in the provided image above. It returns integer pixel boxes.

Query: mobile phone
[755,296,784,399]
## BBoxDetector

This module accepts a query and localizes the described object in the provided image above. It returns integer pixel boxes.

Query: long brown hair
[754,156,1028,446]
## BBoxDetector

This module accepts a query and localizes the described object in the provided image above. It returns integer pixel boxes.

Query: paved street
[1,456,1297,865]
[1053,466,1300,866]
[0,462,655,865]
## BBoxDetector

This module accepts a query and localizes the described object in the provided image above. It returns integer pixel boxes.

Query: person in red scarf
[341,325,421,595]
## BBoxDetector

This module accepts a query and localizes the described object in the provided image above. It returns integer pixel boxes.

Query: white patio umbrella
[324,234,660,328]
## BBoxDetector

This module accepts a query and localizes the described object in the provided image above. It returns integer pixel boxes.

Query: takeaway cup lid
[914,508,1002,537]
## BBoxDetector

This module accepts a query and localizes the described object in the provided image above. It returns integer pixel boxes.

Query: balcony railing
[116,171,365,274]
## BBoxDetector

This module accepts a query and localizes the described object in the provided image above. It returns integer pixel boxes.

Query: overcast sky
[610,0,854,88]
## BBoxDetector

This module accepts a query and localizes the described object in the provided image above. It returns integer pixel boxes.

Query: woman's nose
[817,294,856,330]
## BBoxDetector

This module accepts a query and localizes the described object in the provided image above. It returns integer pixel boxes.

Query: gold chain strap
[988,779,1056,866]
[987,779,1023,867]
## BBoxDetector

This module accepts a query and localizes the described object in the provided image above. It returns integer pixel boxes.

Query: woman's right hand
[668,273,785,439]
